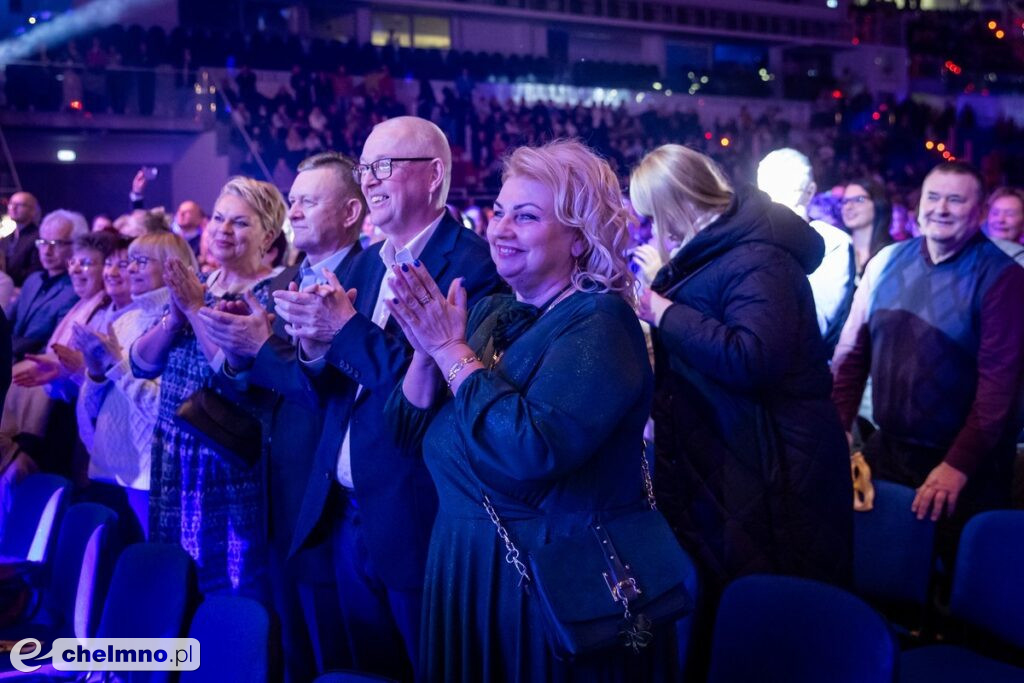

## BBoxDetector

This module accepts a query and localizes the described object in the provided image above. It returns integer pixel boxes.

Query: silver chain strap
[481,443,654,591]
[640,440,657,510]
[483,494,531,587]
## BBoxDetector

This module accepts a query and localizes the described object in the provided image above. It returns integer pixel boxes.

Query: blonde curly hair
[502,140,634,302]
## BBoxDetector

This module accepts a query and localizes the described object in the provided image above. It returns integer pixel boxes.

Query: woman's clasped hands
[385,261,467,360]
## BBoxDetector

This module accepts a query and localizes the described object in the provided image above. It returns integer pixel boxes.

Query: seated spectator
[74,232,188,541]
[0,230,116,504]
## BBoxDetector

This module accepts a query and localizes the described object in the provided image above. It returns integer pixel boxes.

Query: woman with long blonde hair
[630,144,852,606]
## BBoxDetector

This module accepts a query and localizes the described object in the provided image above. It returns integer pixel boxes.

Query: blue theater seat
[707,574,897,683]
[181,596,269,683]
[899,511,1024,683]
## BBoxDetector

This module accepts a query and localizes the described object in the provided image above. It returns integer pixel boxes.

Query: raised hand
[164,257,206,314]
[13,354,62,387]
[273,269,358,358]
[385,261,467,361]
[51,342,86,375]
[71,322,122,378]
[197,291,274,369]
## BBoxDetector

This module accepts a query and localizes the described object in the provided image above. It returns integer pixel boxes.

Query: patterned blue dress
[138,276,271,596]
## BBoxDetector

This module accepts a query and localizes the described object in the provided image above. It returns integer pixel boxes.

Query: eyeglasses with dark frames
[352,157,434,183]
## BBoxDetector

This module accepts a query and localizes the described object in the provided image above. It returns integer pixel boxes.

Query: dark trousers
[268,543,348,682]
[331,493,420,682]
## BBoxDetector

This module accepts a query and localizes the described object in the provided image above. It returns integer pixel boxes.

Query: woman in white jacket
[74,231,196,540]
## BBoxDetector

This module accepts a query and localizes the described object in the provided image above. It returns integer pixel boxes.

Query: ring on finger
[416,295,432,306]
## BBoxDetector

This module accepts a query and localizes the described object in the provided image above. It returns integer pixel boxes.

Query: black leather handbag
[483,447,694,659]
[174,384,262,469]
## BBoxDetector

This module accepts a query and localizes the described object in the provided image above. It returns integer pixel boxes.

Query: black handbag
[174,384,262,469]
[483,446,694,659]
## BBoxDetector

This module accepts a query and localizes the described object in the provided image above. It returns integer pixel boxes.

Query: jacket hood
[659,186,825,287]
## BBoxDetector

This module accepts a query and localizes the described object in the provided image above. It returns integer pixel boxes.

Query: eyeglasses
[35,238,73,249]
[130,255,155,267]
[352,157,433,183]
[68,257,98,270]
[104,257,132,269]
[841,196,870,207]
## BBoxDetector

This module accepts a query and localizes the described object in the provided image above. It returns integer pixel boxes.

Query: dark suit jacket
[277,214,504,590]
[229,244,361,581]
[10,271,78,359]
[2,223,41,287]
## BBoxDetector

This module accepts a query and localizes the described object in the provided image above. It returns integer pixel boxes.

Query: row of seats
[710,506,1024,682]
[2,474,1021,681]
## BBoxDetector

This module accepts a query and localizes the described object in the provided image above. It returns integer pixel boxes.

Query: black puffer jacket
[651,187,852,595]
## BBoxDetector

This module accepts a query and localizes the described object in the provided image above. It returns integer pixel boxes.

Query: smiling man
[267,116,503,680]
[198,151,366,681]
[9,210,85,359]
[832,161,1024,555]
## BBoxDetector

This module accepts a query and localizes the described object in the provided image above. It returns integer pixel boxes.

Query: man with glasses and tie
[268,116,503,680]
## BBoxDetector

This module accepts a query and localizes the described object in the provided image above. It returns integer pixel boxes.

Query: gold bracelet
[446,354,479,388]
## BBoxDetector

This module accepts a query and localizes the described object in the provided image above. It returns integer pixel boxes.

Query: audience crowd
[1,10,1024,683]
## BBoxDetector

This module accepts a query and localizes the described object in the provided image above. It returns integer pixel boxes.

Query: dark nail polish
[413,260,421,267]
[392,297,399,304]
[401,264,409,272]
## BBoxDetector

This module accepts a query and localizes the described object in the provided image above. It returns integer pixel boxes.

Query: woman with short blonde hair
[130,175,286,596]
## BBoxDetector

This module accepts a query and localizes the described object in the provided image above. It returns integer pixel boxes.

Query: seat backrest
[96,543,195,641]
[853,479,936,605]
[181,596,269,683]
[0,473,70,562]
[315,672,399,682]
[707,574,897,683]
[40,503,118,638]
[950,510,1024,649]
